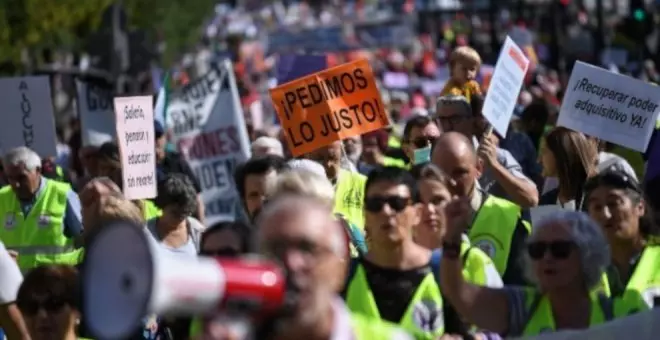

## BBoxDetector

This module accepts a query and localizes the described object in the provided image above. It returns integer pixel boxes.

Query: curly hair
[523,211,610,291]
[154,173,198,217]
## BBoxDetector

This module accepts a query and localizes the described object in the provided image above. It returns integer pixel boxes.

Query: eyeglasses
[200,248,241,257]
[365,195,411,213]
[19,298,67,315]
[527,240,575,260]
[411,136,438,149]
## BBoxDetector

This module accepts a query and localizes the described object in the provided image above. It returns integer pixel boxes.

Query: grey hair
[523,210,610,290]
[435,95,472,117]
[256,195,346,257]
[154,173,198,216]
[251,136,283,157]
[3,146,41,171]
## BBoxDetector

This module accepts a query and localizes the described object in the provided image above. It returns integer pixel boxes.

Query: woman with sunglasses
[439,205,648,337]
[16,265,90,340]
[584,170,660,307]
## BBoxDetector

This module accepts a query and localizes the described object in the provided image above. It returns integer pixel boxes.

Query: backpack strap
[597,293,615,321]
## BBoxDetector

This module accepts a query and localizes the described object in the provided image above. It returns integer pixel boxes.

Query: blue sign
[277,54,327,85]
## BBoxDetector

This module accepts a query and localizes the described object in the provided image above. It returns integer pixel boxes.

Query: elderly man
[0,147,83,271]
[255,195,412,339]
[435,95,539,207]
[251,136,284,157]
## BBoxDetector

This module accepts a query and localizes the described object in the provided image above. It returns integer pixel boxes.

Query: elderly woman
[584,170,660,307]
[16,265,86,340]
[439,207,648,337]
[148,173,205,259]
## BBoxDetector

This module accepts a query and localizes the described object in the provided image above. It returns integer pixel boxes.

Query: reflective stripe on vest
[334,170,366,230]
[622,246,660,308]
[521,287,647,336]
[345,265,444,339]
[469,195,528,275]
[383,157,407,168]
[0,179,74,271]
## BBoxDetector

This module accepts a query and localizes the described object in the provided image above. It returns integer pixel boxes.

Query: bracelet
[442,241,461,259]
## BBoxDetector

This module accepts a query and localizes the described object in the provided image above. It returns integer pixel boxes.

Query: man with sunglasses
[434,95,538,208]
[343,167,466,339]
[432,132,530,285]
[402,115,441,167]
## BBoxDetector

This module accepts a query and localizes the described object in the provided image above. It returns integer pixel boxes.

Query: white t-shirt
[0,242,23,304]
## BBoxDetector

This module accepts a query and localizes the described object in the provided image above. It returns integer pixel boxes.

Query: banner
[557,61,660,152]
[166,60,251,226]
[76,80,116,146]
[267,19,414,53]
[114,96,157,200]
[269,59,388,156]
[0,76,58,157]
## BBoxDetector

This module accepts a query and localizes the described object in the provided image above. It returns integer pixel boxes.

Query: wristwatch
[442,240,461,259]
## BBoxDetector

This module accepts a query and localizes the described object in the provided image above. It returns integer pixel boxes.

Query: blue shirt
[18,178,83,238]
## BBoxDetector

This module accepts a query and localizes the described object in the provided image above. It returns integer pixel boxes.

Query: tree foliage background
[0,0,217,72]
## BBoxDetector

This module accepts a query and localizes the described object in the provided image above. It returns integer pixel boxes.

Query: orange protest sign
[270,59,389,156]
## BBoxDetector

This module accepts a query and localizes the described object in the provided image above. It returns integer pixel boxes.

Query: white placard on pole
[481,36,530,137]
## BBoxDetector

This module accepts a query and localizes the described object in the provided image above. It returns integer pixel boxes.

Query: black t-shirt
[158,152,202,193]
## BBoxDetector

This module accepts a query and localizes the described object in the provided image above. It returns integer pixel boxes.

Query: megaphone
[81,221,286,339]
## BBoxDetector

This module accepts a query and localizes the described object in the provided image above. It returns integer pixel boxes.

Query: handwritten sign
[269,59,388,156]
[114,96,156,200]
[558,61,660,152]
[0,76,57,157]
[166,61,251,226]
[481,37,530,137]
[76,80,116,146]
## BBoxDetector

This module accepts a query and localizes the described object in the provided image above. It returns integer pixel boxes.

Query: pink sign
[114,96,157,200]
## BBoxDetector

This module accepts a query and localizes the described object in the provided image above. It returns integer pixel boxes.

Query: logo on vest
[37,215,51,227]
[474,239,497,259]
[411,299,443,332]
[4,213,16,230]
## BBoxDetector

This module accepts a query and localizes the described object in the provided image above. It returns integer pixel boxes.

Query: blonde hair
[271,169,335,207]
[85,195,146,231]
[449,46,482,70]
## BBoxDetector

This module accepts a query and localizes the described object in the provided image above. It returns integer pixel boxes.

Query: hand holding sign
[269,59,389,156]
[114,96,157,200]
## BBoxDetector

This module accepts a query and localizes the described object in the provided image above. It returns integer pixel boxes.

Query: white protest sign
[166,60,251,226]
[0,76,57,157]
[76,80,116,146]
[114,96,157,200]
[481,36,530,137]
[558,61,660,152]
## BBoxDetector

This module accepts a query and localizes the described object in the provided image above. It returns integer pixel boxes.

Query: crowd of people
[2,12,660,339]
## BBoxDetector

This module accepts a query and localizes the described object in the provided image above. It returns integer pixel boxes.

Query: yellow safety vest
[469,194,530,275]
[388,135,401,149]
[334,170,366,229]
[143,200,162,220]
[519,287,648,336]
[0,179,76,271]
[346,262,444,339]
[617,246,660,308]
[383,156,407,168]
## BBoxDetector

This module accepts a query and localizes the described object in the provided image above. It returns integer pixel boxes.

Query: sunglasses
[365,195,411,213]
[19,298,67,315]
[201,248,241,257]
[411,136,438,149]
[527,240,575,260]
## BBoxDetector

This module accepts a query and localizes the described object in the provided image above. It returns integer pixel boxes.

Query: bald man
[256,195,412,339]
[432,132,531,285]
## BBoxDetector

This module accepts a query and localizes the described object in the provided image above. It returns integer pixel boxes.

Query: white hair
[251,137,283,157]
[256,195,346,257]
[272,169,335,207]
[3,147,41,171]
[287,159,327,178]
